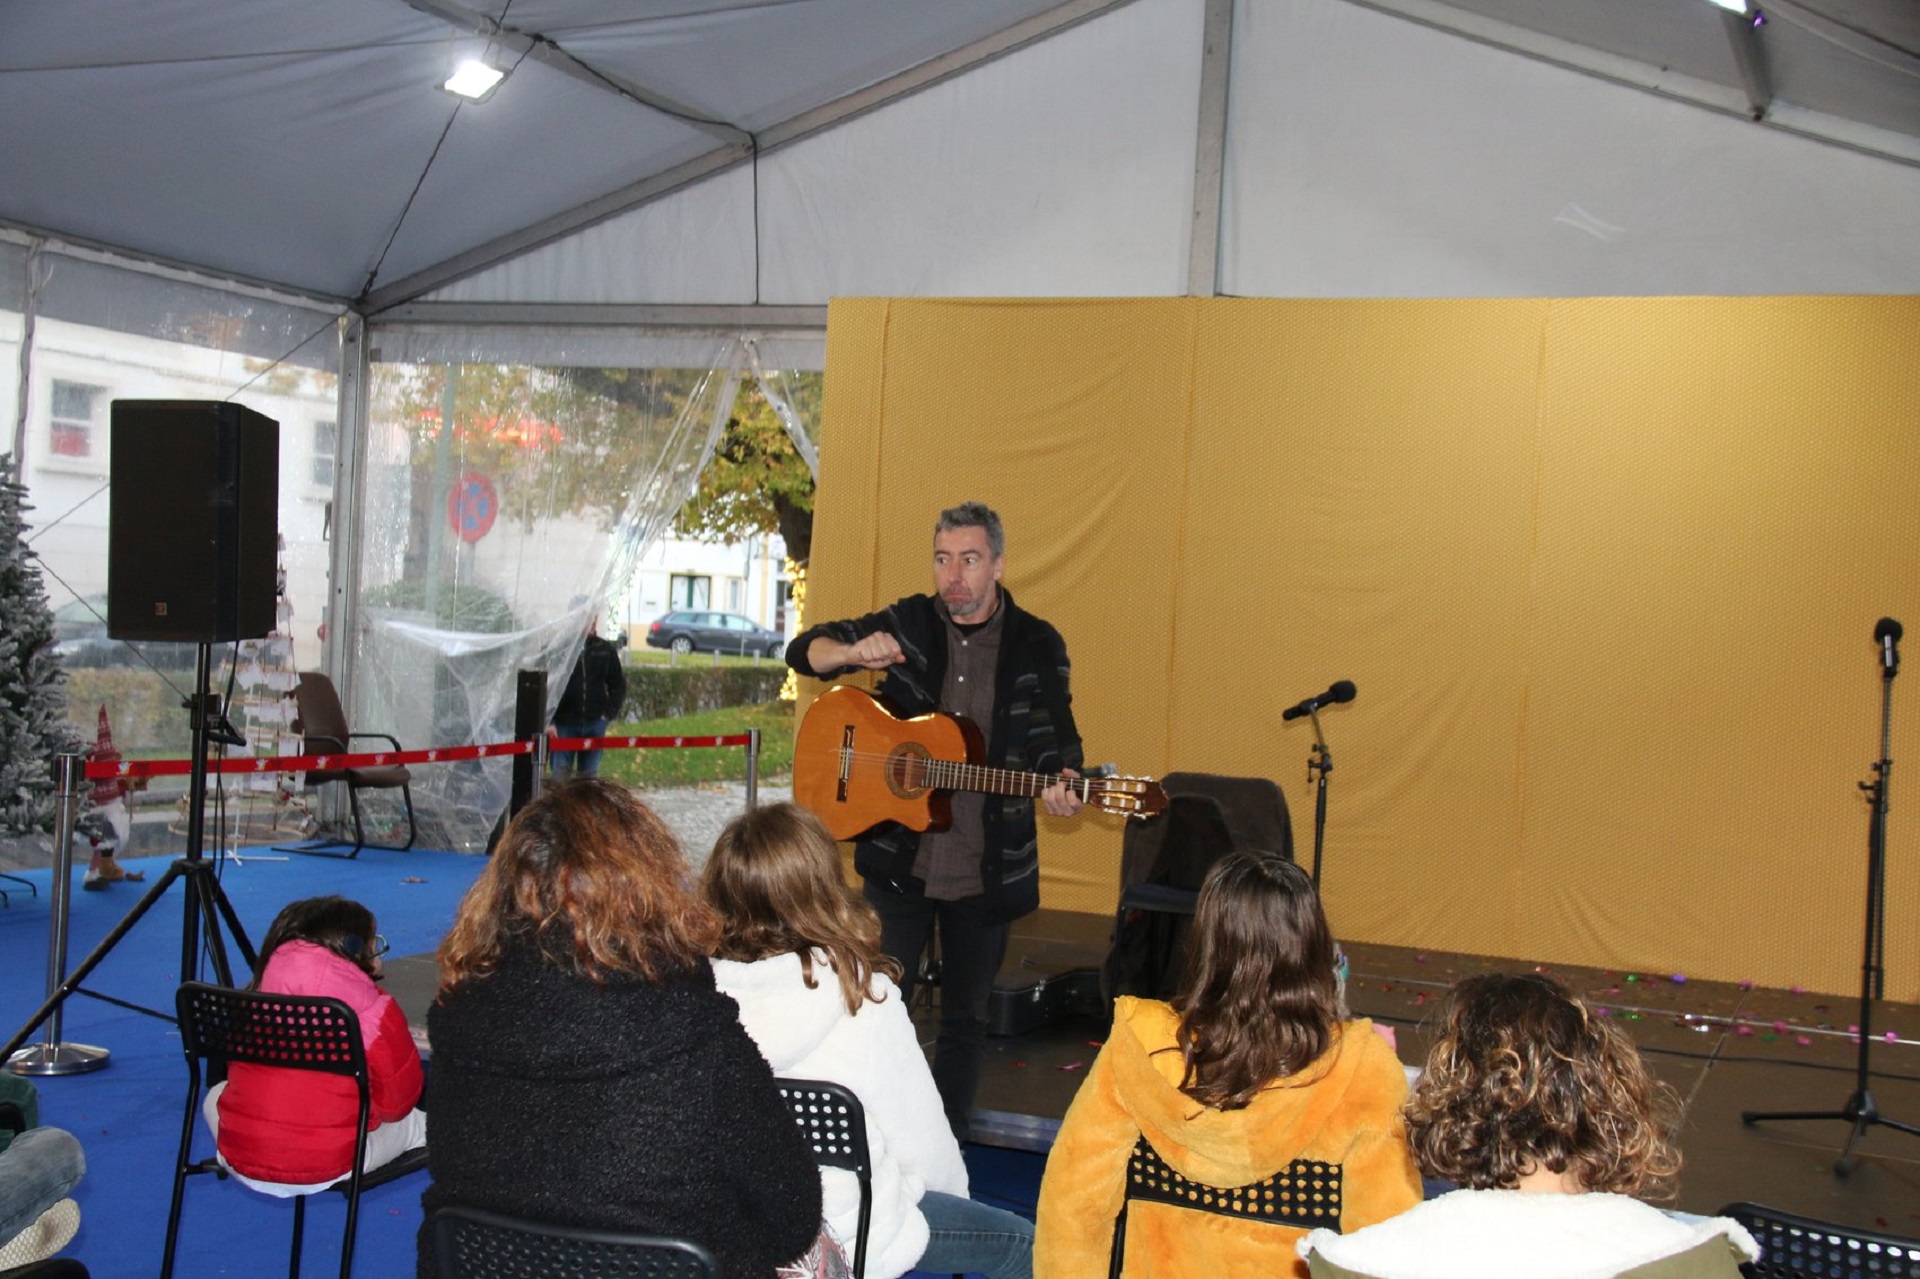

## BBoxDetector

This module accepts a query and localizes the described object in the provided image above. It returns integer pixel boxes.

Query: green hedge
[621,662,788,720]
[64,667,193,753]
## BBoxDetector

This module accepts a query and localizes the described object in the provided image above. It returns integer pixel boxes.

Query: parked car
[49,593,196,669]
[644,609,786,658]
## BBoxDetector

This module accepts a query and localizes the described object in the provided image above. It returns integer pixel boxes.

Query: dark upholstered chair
[1104,772,1293,1004]
[278,671,414,858]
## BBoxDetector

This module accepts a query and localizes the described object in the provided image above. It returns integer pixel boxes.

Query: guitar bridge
[836,723,854,803]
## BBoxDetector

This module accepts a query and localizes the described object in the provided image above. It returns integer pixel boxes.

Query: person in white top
[705,802,1035,1279]
[1299,972,1758,1279]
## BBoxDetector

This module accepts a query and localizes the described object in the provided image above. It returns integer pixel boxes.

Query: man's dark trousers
[863,881,1012,1143]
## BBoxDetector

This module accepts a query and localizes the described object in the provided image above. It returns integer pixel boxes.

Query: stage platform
[878,908,1920,1234]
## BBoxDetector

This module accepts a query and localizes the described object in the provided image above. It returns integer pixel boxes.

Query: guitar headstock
[1090,776,1168,821]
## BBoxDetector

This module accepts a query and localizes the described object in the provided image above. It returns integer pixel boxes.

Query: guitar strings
[824,747,1148,797]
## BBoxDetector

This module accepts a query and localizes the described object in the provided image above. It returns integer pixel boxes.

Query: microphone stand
[1742,623,1919,1174]
[1305,711,1331,889]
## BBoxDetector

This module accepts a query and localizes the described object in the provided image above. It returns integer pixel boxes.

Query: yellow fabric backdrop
[805,296,1920,1000]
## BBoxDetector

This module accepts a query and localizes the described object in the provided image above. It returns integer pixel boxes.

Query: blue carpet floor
[1,847,1047,1278]
[2,847,485,1279]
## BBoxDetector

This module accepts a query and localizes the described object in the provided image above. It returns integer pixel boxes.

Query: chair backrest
[176,982,371,1084]
[1109,1134,1337,1278]
[778,1078,870,1279]
[778,1078,870,1175]
[429,1205,718,1279]
[1720,1202,1920,1278]
[294,672,352,753]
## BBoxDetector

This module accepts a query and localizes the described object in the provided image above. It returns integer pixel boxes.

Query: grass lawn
[595,700,795,789]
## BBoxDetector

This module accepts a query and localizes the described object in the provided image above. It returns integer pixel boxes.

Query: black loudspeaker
[108,400,280,643]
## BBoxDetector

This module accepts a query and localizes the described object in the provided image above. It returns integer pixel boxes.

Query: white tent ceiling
[3,0,1918,310]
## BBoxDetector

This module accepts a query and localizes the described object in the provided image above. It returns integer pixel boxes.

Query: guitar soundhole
[883,743,933,799]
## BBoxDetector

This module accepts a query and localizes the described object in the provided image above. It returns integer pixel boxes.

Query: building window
[670,574,711,610]
[726,578,745,611]
[50,380,103,458]
[311,420,337,487]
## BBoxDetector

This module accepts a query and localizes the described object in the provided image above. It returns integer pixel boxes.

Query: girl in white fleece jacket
[1300,972,1757,1279]
[705,802,1035,1279]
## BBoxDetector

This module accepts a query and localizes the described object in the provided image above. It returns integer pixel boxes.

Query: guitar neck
[926,760,1096,801]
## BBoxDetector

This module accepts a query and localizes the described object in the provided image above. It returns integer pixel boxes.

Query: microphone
[1281,680,1356,721]
[1876,617,1902,673]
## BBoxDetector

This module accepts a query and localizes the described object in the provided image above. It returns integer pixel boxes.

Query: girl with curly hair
[1035,850,1420,1279]
[705,802,1035,1279]
[1300,972,1759,1278]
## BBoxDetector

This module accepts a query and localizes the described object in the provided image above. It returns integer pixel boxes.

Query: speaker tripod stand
[2,641,257,1065]
[1742,618,1920,1175]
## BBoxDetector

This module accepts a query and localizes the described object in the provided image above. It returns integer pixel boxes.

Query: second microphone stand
[1742,621,1920,1174]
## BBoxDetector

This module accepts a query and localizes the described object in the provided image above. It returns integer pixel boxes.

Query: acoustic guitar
[794,684,1168,841]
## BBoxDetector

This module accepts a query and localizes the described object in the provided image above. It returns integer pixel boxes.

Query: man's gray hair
[936,502,1005,557]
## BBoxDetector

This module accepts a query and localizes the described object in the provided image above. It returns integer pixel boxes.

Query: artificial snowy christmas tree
[0,454,86,835]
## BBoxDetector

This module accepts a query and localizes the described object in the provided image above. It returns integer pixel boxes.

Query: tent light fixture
[441,47,507,102]
[1704,0,1767,28]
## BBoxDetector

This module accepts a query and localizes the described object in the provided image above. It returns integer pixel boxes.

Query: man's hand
[810,631,906,672]
[1041,768,1085,819]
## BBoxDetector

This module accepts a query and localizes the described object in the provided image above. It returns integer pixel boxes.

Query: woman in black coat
[420,780,821,1279]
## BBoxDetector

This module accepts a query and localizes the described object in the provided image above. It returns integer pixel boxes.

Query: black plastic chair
[276,671,415,858]
[429,1205,718,1279]
[0,1262,90,1279]
[779,1078,872,1279]
[1720,1201,1920,1277]
[161,982,428,1279]
[1108,1134,1338,1278]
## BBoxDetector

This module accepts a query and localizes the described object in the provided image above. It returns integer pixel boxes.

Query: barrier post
[746,728,761,809]
[511,669,548,817]
[5,753,110,1076]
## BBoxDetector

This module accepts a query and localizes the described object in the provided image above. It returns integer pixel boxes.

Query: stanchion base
[6,1042,111,1076]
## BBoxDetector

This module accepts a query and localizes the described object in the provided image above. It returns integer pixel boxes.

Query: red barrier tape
[82,733,754,781]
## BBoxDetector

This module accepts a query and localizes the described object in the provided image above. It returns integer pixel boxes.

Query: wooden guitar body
[793,685,982,840]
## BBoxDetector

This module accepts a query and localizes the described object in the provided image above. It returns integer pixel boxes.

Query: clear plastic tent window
[352,335,799,852]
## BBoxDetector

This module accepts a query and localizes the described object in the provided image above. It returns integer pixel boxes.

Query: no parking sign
[447,471,498,542]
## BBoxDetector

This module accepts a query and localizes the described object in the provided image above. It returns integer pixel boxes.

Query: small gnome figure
[82,704,144,890]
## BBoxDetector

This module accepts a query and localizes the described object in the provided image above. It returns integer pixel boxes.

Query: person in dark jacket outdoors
[418,779,821,1279]
[786,500,1084,1140]
[548,611,628,778]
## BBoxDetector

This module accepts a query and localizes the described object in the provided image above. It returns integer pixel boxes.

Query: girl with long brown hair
[1034,849,1419,1279]
[419,780,821,1279]
[704,802,1035,1279]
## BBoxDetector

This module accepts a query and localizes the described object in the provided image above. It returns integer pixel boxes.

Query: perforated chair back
[1720,1201,1920,1278]
[429,1205,719,1279]
[1108,1134,1339,1278]
[161,982,427,1279]
[779,1078,872,1279]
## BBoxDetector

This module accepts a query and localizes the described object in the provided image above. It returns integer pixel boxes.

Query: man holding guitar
[788,501,1084,1141]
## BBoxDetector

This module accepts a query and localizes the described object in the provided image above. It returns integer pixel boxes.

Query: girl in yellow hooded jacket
[1035,850,1420,1279]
